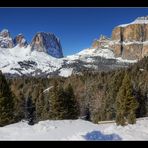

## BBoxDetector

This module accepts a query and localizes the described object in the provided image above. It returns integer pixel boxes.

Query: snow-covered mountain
[0,29,63,58]
[2,16,148,77]
[0,43,136,78]
[0,27,139,78]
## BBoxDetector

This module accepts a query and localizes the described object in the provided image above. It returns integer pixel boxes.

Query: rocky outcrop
[111,16,148,60]
[31,32,63,58]
[13,34,28,47]
[0,29,13,48]
[92,35,111,49]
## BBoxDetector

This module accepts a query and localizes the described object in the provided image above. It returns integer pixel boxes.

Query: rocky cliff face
[13,34,28,48]
[0,29,13,48]
[31,32,63,58]
[111,16,148,60]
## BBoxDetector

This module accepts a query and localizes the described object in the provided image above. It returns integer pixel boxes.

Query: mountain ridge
[0,29,63,58]
[1,16,148,77]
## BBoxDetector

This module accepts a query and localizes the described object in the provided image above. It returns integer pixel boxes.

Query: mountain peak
[0,29,10,38]
[99,34,110,41]
[31,32,63,58]
[0,29,13,48]
[13,34,28,48]
[1,29,9,33]
[92,35,110,49]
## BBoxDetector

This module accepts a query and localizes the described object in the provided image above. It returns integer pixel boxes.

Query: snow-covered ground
[0,118,148,141]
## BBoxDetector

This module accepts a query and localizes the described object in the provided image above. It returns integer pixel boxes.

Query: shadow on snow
[83,130,122,141]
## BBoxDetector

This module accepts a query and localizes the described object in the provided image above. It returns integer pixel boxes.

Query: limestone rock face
[142,43,148,57]
[113,44,122,57]
[123,24,143,42]
[31,32,63,58]
[111,16,148,60]
[122,44,143,60]
[112,27,123,41]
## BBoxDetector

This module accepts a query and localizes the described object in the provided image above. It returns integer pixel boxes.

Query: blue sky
[0,8,148,56]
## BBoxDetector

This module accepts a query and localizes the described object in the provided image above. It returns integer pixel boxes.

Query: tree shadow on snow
[83,131,122,141]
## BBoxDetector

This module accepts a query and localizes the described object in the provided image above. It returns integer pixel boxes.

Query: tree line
[0,57,148,126]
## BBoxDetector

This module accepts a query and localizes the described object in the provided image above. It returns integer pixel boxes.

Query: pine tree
[116,72,139,126]
[124,73,139,124]
[25,95,36,125]
[14,91,25,121]
[64,84,79,119]
[49,81,79,120]
[49,81,64,119]
[36,89,45,121]
[116,86,126,126]
[105,70,124,120]
[0,71,14,126]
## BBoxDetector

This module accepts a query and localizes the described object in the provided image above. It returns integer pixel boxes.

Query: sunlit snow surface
[0,118,148,140]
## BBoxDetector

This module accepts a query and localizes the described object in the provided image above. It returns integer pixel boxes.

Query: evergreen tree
[14,91,25,121]
[116,81,127,126]
[105,70,124,120]
[36,89,45,121]
[116,72,139,126]
[124,73,139,124]
[0,71,14,126]
[49,82,79,120]
[49,81,64,119]
[36,88,49,121]
[25,95,36,125]
[64,84,79,119]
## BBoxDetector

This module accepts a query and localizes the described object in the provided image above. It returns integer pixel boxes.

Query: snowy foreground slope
[0,118,148,141]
